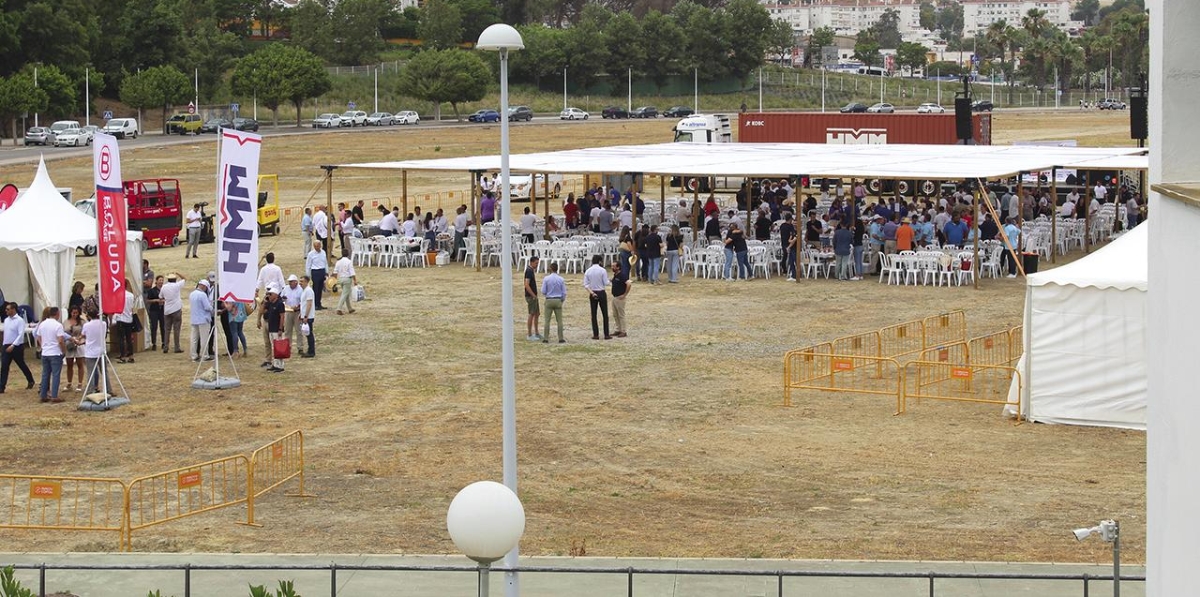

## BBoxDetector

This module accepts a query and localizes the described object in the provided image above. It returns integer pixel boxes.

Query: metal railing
[1,562,1146,597]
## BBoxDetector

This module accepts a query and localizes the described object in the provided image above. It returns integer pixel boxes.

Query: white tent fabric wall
[1008,224,1148,429]
[0,158,144,313]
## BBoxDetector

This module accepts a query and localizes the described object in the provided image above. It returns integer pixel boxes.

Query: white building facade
[764,0,1076,38]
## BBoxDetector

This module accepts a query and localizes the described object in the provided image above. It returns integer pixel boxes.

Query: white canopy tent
[1009,223,1148,429]
[335,142,1148,180]
[0,158,143,314]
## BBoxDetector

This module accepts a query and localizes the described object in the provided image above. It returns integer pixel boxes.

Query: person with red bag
[258,285,287,373]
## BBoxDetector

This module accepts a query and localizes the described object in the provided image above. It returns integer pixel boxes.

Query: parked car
[53,127,93,147]
[507,106,534,121]
[916,103,945,114]
[24,127,53,146]
[232,117,259,132]
[101,118,139,138]
[867,102,895,113]
[166,113,203,134]
[468,109,500,123]
[839,103,868,113]
[312,113,343,128]
[631,106,658,118]
[602,106,629,119]
[559,107,589,120]
[49,120,81,138]
[394,110,421,125]
[971,99,995,112]
[199,118,233,134]
[663,106,694,118]
[366,112,394,126]
[1098,98,1127,110]
[340,110,368,126]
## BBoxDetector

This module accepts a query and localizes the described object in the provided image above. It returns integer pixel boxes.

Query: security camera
[1073,527,1097,541]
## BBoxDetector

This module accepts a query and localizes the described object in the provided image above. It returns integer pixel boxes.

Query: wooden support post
[1084,171,1093,254]
[473,172,482,272]
[1049,169,1058,264]
[401,170,408,216]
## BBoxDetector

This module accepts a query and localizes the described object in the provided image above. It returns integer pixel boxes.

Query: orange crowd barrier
[0,474,128,550]
[783,350,902,413]
[247,430,314,525]
[125,455,251,548]
[921,310,967,349]
[900,362,1021,415]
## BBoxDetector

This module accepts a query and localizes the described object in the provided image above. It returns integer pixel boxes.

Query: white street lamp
[475,22,524,597]
[448,481,526,597]
[1072,519,1121,597]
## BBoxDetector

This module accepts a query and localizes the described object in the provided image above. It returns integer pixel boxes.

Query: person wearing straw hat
[259,285,286,372]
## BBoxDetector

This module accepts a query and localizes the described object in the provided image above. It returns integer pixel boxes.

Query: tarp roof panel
[335,142,1147,181]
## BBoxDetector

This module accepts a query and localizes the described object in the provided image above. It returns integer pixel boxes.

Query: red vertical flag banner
[93,132,127,315]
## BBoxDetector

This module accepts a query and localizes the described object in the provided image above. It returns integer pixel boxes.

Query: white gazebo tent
[0,158,143,314]
[1009,223,1147,429]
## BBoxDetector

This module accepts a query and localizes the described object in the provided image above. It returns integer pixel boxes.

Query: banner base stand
[191,376,242,391]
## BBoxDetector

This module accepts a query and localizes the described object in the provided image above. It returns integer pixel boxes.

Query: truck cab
[672,114,732,143]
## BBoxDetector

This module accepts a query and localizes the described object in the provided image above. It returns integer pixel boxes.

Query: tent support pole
[323,166,336,263]
[1050,169,1058,264]
[692,183,699,242]
[973,182,980,290]
[1084,171,1093,254]
[977,177,1023,277]
[659,176,665,226]
[543,173,550,231]
[401,170,408,217]
[473,171,482,272]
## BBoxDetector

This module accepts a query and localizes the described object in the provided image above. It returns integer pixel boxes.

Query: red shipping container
[737,112,991,145]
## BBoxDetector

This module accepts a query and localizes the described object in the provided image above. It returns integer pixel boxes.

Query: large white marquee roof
[335,142,1148,180]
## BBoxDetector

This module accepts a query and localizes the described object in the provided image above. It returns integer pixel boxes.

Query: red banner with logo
[93,133,127,315]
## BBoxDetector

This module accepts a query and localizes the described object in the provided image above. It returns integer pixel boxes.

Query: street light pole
[563,67,568,111]
[694,67,698,113]
[477,23,525,597]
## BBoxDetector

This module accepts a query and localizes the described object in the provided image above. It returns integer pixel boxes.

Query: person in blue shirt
[1001,217,1022,277]
[867,215,885,274]
[943,213,969,247]
[300,208,313,258]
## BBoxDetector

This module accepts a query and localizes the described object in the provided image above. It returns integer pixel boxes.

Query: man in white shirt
[452,205,469,261]
[35,307,67,402]
[334,249,357,315]
[582,255,611,340]
[1089,194,1101,216]
[618,205,633,231]
[185,203,202,258]
[1007,192,1021,223]
[304,240,328,309]
[400,214,417,238]
[1,302,34,393]
[113,279,136,363]
[189,279,214,362]
[256,252,285,295]
[519,206,537,244]
[160,272,186,353]
[1093,181,1108,202]
[282,274,303,350]
[480,175,495,194]
[313,205,330,251]
[299,275,316,358]
[1059,197,1076,218]
[378,206,399,237]
[432,208,448,234]
[80,312,110,397]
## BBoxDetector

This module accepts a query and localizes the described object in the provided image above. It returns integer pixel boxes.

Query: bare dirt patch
[0,111,1143,564]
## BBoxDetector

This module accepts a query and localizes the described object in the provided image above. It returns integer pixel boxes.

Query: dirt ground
[0,110,1144,563]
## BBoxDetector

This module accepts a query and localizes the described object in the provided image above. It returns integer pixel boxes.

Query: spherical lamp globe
[446,481,526,564]
[476,24,525,52]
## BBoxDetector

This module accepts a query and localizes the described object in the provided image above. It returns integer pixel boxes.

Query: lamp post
[562,66,568,112]
[1073,519,1121,597]
[476,23,524,597]
[447,481,526,597]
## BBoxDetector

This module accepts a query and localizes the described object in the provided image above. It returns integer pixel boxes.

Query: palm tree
[985,20,1012,103]
[1021,8,1050,40]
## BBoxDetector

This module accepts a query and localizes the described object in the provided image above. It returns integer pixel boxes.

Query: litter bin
[1022,252,1039,275]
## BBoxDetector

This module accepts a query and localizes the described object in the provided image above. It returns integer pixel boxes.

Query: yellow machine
[257,174,280,235]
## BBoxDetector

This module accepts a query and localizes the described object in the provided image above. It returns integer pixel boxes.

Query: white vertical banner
[216,129,262,303]
[92,132,127,315]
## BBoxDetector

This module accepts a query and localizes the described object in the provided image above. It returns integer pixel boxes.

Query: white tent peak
[0,158,95,252]
[1026,223,1147,292]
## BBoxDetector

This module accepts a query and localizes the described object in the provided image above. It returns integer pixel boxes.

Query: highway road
[0,115,605,167]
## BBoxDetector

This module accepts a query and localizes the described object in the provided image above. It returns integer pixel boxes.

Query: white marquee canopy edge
[332,142,1148,182]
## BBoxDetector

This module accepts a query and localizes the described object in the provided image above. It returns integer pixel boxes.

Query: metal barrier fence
[969,326,1022,366]
[782,352,903,413]
[126,456,251,547]
[921,311,967,349]
[0,474,127,550]
[0,562,1145,597]
[248,431,313,525]
[879,318,925,361]
[901,362,1022,415]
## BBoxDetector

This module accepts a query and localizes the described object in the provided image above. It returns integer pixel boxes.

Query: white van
[101,118,139,139]
[48,120,80,141]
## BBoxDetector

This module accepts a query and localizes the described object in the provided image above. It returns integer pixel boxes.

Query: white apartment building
[764,0,1076,39]
[961,0,1074,34]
